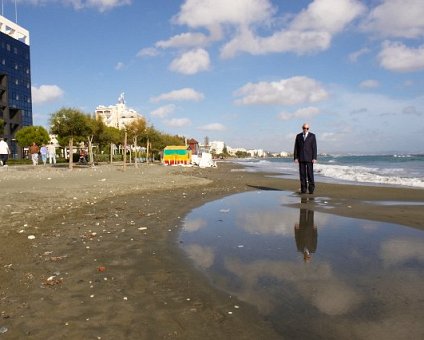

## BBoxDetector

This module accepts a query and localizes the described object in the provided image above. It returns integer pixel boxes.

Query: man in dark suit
[294,123,317,194]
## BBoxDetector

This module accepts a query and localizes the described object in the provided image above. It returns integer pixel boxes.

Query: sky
[3,0,424,154]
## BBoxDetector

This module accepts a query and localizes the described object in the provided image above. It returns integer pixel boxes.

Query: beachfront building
[0,14,32,158]
[226,146,268,157]
[248,149,266,157]
[227,146,247,156]
[95,93,142,129]
[209,140,225,155]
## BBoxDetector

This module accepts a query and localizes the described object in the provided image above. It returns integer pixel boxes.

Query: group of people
[1,138,93,167]
[29,142,57,166]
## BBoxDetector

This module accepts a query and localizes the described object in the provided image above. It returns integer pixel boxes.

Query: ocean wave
[232,158,424,188]
[315,164,424,188]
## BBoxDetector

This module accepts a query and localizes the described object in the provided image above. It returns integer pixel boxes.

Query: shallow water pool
[180,191,424,339]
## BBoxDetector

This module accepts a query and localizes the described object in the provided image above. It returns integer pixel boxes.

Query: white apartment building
[226,146,247,156]
[95,93,142,129]
[209,140,225,154]
[248,149,266,157]
[226,146,267,157]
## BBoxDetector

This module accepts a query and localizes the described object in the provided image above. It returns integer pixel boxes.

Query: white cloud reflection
[183,218,207,232]
[224,258,363,316]
[185,244,215,269]
[380,237,424,267]
[236,210,297,236]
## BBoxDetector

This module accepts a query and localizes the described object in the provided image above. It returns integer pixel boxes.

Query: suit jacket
[294,132,317,162]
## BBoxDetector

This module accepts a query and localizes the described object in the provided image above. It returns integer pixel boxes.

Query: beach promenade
[0,162,422,339]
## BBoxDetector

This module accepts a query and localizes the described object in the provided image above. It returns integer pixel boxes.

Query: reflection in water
[294,200,317,262]
[180,191,424,339]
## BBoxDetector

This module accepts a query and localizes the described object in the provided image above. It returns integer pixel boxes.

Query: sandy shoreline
[0,162,423,339]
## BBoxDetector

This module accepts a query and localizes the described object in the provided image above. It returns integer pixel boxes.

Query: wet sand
[0,162,423,339]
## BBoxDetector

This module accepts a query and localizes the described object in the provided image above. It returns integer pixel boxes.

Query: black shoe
[309,191,314,194]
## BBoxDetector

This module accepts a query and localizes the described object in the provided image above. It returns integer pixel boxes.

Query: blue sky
[4,0,424,153]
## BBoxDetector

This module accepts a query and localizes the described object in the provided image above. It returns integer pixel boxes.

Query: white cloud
[64,0,131,12]
[31,85,64,105]
[290,0,366,34]
[221,0,365,58]
[154,0,365,59]
[278,106,320,121]
[198,123,226,131]
[169,48,210,75]
[164,118,192,127]
[348,47,370,63]
[359,79,380,89]
[320,132,338,142]
[316,88,424,152]
[115,62,125,70]
[136,47,159,58]
[378,41,424,72]
[150,88,204,102]
[402,106,422,116]
[21,0,131,11]
[234,76,328,106]
[156,32,211,49]
[174,0,274,28]
[150,104,176,118]
[361,0,424,38]
[220,27,332,58]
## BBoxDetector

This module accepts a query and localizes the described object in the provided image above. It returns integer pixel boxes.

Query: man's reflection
[294,202,317,262]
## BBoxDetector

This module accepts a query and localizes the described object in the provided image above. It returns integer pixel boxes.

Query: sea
[231,154,424,188]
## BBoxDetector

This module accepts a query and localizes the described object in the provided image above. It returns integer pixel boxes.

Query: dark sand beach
[0,162,423,339]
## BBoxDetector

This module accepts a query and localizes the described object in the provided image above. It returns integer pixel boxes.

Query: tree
[156,132,185,150]
[85,115,108,165]
[0,119,4,135]
[126,118,147,167]
[15,126,50,149]
[235,150,249,158]
[50,108,90,169]
[97,126,122,163]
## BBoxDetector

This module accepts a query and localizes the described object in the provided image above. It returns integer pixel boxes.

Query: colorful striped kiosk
[163,146,192,165]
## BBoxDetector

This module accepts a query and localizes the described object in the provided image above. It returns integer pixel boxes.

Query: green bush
[94,154,124,162]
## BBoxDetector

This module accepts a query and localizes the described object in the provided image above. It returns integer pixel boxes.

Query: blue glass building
[0,15,32,158]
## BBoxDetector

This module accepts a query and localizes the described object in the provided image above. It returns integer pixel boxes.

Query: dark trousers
[0,154,8,166]
[299,162,315,193]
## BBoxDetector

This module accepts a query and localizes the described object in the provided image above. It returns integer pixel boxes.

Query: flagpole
[15,0,18,23]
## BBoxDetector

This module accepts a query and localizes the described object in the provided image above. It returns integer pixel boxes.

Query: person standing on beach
[40,144,48,166]
[29,142,40,166]
[47,142,56,165]
[0,138,10,166]
[294,123,317,194]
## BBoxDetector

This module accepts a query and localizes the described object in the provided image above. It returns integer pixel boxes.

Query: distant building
[247,149,266,157]
[210,140,225,154]
[0,14,32,158]
[227,146,247,156]
[95,93,142,129]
